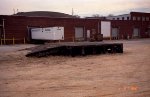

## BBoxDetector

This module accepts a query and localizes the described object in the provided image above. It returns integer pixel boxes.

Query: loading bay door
[133,28,140,38]
[112,28,119,39]
[75,27,84,40]
[101,21,111,38]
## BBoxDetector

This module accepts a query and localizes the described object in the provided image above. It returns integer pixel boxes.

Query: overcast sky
[0,0,150,17]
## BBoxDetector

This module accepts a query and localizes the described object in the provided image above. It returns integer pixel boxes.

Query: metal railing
[0,37,26,45]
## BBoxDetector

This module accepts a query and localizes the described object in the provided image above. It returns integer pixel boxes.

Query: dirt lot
[0,39,150,97]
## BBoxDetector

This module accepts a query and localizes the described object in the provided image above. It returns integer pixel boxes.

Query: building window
[117,18,119,20]
[133,16,136,20]
[122,17,124,20]
[137,17,141,21]
[127,17,129,20]
[146,17,149,21]
[142,17,145,21]
[113,18,115,20]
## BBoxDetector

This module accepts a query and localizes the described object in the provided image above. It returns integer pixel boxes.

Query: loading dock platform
[26,42,123,57]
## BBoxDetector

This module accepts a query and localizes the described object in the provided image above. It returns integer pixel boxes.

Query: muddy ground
[0,39,150,97]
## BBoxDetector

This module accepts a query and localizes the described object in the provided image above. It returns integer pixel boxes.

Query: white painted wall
[101,21,111,37]
[31,27,64,40]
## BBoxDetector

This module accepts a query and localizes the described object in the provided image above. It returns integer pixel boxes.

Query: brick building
[0,11,150,44]
[107,12,150,39]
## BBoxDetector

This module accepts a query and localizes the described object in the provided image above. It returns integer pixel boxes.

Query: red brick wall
[111,20,150,39]
[0,16,100,44]
[0,15,149,44]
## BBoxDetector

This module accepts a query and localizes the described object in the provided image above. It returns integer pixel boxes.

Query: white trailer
[31,27,64,40]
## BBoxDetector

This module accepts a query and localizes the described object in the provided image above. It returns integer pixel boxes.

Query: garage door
[112,28,119,38]
[101,21,111,38]
[133,28,140,37]
[75,27,84,39]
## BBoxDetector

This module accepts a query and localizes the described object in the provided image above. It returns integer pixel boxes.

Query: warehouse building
[0,11,150,44]
[0,11,103,44]
[107,12,150,39]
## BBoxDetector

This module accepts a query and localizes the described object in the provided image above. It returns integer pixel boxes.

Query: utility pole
[72,8,74,16]
[2,19,5,44]
[17,9,19,13]
[13,8,16,14]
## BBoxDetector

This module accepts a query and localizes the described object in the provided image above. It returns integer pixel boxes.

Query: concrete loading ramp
[26,42,123,57]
